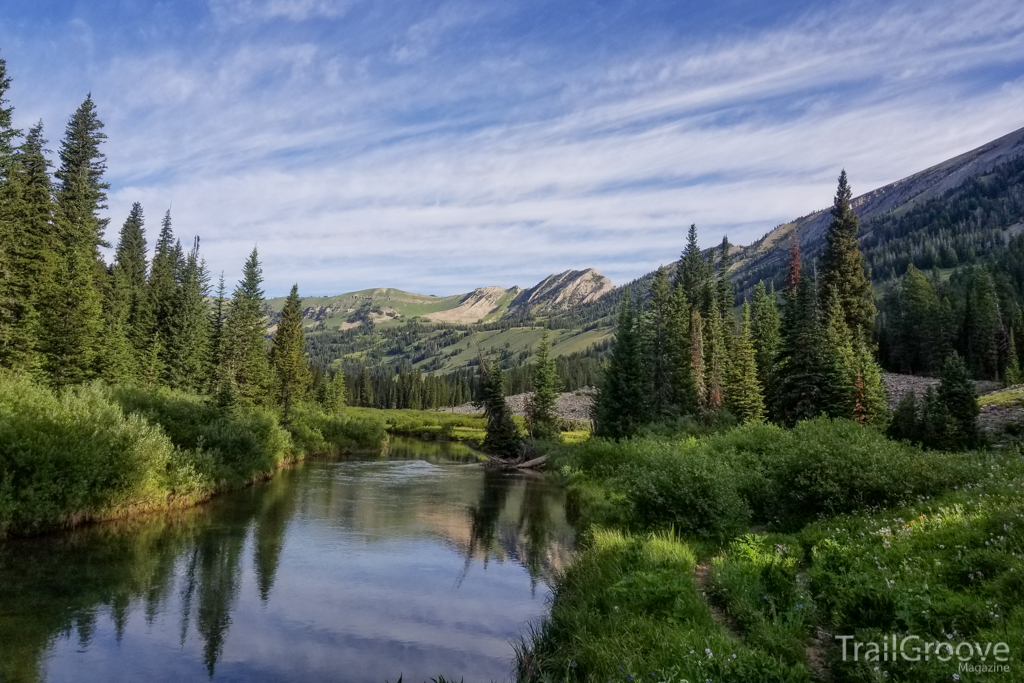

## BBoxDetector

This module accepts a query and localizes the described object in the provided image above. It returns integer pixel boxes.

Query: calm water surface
[0,438,575,683]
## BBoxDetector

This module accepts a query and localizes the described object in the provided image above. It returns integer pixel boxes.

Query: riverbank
[0,374,388,539]
[519,418,1024,682]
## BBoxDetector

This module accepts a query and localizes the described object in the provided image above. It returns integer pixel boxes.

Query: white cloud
[23,0,1024,295]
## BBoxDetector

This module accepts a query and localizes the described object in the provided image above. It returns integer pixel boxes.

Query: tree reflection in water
[0,442,573,683]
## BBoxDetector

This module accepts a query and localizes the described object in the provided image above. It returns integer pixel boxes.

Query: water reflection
[0,437,573,683]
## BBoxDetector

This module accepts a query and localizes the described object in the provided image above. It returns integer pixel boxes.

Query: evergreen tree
[963,269,1001,380]
[97,261,136,383]
[822,290,857,417]
[690,308,707,411]
[641,267,674,418]
[211,272,228,372]
[702,279,727,410]
[717,236,734,321]
[593,290,647,438]
[166,239,212,392]
[726,302,764,423]
[220,248,273,405]
[321,370,346,415]
[525,331,561,440]
[750,281,781,392]
[771,270,833,425]
[937,353,981,450]
[478,358,521,457]
[785,236,801,296]
[147,211,180,379]
[675,224,710,308]
[112,203,152,371]
[0,54,20,367]
[851,338,889,426]
[41,97,110,383]
[887,392,920,443]
[0,123,54,372]
[270,284,312,420]
[819,170,875,342]
[666,284,697,415]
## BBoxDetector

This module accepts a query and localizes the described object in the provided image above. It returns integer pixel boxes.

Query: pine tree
[717,236,734,321]
[113,203,152,372]
[147,211,180,381]
[887,392,920,444]
[270,284,312,420]
[478,358,521,457]
[675,224,709,308]
[771,270,832,425]
[98,266,136,383]
[321,370,346,415]
[726,302,765,423]
[593,290,648,438]
[937,352,981,450]
[211,272,228,373]
[0,53,19,367]
[166,238,212,392]
[822,289,857,417]
[690,308,707,411]
[819,170,875,342]
[642,267,674,418]
[40,97,110,383]
[750,281,781,392]
[785,236,801,296]
[667,284,697,415]
[963,269,1001,380]
[526,330,561,440]
[0,123,54,373]
[220,248,273,405]
[702,279,727,410]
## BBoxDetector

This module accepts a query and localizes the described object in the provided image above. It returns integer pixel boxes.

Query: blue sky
[2,0,1023,297]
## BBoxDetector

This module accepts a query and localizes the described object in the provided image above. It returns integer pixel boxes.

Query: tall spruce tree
[771,270,832,425]
[166,238,212,392]
[675,224,710,308]
[593,290,647,438]
[220,248,273,405]
[113,203,152,371]
[40,96,110,384]
[642,268,674,419]
[726,302,765,423]
[321,370,346,415]
[98,264,136,383]
[717,236,734,321]
[147,210,180,379]
[750,281,781,392]
[270,284,312,420]
[963,268,1002,380]
[667,284,697,415]
[819,170,875,342]
[937,353,981,450]
[690,308,707,411]
[525,330,561,440]
[702,279,727,410]
[478,358,521,457]
[1,123,55,372]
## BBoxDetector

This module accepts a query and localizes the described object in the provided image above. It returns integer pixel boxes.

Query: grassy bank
[0,373,387,538]
[521,418,1024,682]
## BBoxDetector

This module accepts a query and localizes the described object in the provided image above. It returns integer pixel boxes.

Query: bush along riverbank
[518,418,1024,682]
[0,373,387,539]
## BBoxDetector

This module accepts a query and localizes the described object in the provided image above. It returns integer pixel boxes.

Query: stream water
[0,437,575,683]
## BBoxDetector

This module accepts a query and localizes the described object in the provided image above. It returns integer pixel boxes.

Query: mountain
[728,125,1024,296]
[266,268,614,330]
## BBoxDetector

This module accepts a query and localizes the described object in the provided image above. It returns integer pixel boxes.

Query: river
[0,437,575,683]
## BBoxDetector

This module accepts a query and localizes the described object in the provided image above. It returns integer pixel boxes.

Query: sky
[2,0,1024,297]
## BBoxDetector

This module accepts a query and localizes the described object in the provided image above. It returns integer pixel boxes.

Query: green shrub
[761,418,982,528]
[0,375,176,535]
[108,385,293,484]
[619,441,749,541]
[289,404,388,453]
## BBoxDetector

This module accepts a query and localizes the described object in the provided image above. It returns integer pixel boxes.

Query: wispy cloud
[3,0,1023,295]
